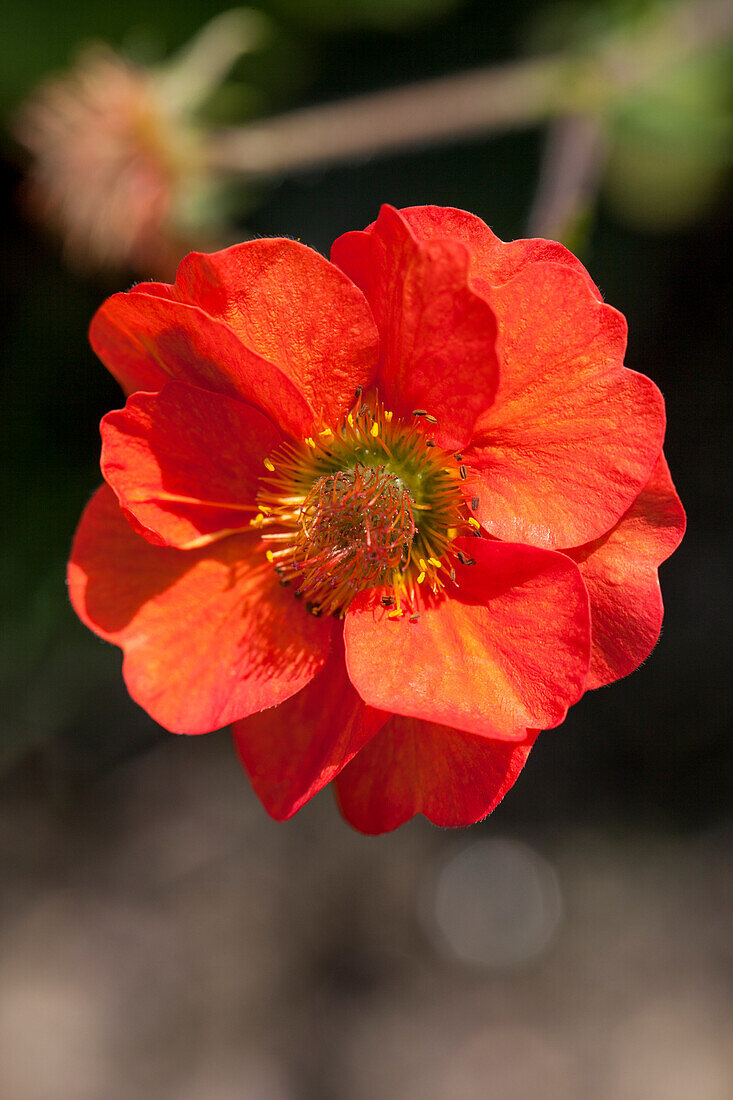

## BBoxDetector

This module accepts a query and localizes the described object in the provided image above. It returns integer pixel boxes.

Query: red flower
[68,205,684,833]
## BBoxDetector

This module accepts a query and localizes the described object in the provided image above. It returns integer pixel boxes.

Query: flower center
[254,395,477,617]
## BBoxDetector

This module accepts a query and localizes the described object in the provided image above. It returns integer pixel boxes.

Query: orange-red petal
[170,239,380,429]
[568,453,686,688]
[101,382,282,549]
[90,291,314,437]
[331,204,499,450]
[464,261,666,547]
[67,485,333,733]
[335,717,538,834]
[396,204,602,297]
[232,630,389,821]
[343,538,590,739]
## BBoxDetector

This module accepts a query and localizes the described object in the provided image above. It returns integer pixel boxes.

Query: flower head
[14,11,268,277]
[15,47,193,277]
[68,204,684,833]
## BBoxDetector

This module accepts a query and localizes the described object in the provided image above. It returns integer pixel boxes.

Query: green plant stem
[209,55,569,178]
[527,114,608,243]
[207,0,732,180]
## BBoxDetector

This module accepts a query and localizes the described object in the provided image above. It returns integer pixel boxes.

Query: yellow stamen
[265,550,275,563]
[428,556,441,568]
[468,517,480,529]
[370,422,379,438]
[264,458,275,472]
[387,608,404,619]
[384,410,393,422]
[417,571,426,584]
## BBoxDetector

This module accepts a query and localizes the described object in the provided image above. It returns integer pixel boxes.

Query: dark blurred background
[1,1,731,1097]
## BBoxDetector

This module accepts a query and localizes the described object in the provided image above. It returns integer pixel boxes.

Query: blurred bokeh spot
[425,839,563,968]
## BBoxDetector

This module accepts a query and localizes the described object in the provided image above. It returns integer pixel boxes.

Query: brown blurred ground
[1,734,730,1100]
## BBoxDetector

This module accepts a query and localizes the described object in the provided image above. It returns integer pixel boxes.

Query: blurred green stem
[208,0,732,179]
[527,115,608,244]
[153,8,272,117]
[210,55,567,177]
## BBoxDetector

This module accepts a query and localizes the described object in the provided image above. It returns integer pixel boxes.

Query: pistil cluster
[254,394,478,617]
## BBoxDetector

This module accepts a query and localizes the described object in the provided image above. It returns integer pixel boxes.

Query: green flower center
[254,396,475,617]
